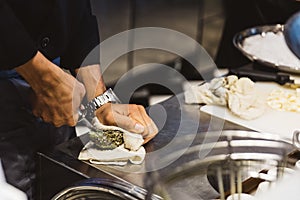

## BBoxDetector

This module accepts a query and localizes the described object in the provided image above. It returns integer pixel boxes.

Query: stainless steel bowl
[51,178,161,200]
[233,24,300,74]
[146,130,299,200]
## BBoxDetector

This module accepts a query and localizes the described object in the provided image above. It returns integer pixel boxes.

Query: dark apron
[0,70,75,200]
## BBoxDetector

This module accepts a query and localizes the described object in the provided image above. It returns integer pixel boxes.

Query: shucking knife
[78,105,99,131]
[77,88,121,131]
[229,68,300,89]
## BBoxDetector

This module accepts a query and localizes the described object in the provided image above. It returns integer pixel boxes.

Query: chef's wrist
[74,64,106,102]
[15,51,63,91]
[86,88,121,118]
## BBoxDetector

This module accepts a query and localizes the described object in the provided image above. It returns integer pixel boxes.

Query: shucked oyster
[89,129,124,150]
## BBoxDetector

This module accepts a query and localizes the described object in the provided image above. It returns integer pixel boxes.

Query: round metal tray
[233,24,300,74]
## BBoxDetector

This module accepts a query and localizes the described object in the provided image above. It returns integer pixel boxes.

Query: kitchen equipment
[51,178,161,200]
[77,105,99,131]
[233,24,300,74]
[229,68,300,89]
[145,130,298,200]
[201,82,300,140]
[284,11,300,60]
[77,88,122,130]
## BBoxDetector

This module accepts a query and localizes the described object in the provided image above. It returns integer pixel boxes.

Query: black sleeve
[60,0,100,70]
[0,0,37,70]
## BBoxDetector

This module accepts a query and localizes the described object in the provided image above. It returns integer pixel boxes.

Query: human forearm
[76,65,158,143]
[75,64,106,102]
[15,52,65,91]
[15,51,86,127]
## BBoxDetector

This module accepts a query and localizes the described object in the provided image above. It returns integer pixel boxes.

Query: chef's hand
[95,103,158,144]
[15,52,86,127]
[75,64,158,143]
[30,72,85,127]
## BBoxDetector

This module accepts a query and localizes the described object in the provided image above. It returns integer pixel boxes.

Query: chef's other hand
[16,52,86,127]
[95,103,158,143]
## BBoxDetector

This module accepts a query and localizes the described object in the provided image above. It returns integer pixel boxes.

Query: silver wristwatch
[84,88,121,118]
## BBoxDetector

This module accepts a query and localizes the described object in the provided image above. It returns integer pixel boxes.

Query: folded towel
[78,143,146,165]
[184,75,265,120]
[78,118,146,165]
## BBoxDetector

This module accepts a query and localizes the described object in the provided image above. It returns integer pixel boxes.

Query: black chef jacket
[0,0,100,70]
[0,1,99,198]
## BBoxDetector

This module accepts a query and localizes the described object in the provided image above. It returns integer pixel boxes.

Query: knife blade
[78,105,99,131]
[229,68,300,89]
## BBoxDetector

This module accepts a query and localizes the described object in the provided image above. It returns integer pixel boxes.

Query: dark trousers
[0,78,75,199]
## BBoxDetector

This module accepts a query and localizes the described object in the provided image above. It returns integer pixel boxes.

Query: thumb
[114,113,145,134]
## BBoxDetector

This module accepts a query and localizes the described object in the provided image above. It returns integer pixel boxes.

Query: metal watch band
[86,88,120,118]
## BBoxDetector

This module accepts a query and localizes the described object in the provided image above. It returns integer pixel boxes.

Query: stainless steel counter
[37,93,254,199]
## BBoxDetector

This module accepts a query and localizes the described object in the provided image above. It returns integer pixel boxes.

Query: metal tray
[233,24,300,74]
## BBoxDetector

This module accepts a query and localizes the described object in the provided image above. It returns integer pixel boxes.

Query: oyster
[89,118,145,151]
[89,129,124,150]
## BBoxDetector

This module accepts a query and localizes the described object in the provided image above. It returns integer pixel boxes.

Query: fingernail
[134,123,145,133]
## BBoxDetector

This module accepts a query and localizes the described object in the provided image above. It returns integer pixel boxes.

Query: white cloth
[91,117,144,151]
[78,118,146,165]
[184,75,265,120]
[0,161,27,200]
[78,143,146,165]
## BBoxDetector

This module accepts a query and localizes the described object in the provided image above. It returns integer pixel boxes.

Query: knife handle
[229,69,291,85]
